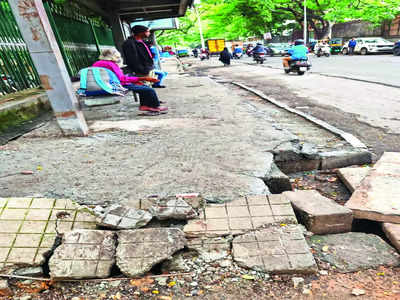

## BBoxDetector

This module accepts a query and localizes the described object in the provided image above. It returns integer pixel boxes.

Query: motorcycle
[315,44,331,57]
[253,52,266,64]
[199,53,209,61]
[285,58,311,75]
[233,52,243,59]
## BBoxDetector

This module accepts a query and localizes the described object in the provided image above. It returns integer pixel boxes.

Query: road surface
[241,54,400,87]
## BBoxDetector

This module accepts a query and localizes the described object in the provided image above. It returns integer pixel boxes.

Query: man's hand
[139,77,159,83]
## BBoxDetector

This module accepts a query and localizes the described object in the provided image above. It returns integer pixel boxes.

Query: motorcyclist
[282,39,308,71]
[250,43,266,55]
[233,45,243,58]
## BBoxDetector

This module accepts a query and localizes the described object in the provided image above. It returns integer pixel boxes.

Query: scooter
[315,44,331,57]
[253,52,266,64]
[233,52,243,59]
[199,53,209,61]
[285,58,311,75]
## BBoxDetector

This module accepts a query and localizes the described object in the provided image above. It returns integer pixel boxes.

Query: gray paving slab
[184,195,297,237]
[232,224,317,274]
[337,166,370,193]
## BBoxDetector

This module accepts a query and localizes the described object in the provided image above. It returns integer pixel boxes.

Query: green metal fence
[0,0,41,96]
[46,1,115,77]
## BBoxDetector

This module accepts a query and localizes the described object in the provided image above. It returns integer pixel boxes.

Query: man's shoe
[139,106,160,112]
[157,106,168,111]
[153,85,166,88]
[159,100,167,104]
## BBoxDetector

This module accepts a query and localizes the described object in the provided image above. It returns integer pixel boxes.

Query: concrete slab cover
[284,190,353,234]
[308,232,400,273]
[345,152,400,223]
[382,223,400,253]
[0,197,97,270]
[232,225,317,274]
[96,204,152,229]
[337,167,370,193]
[116,228,186,277]
[49,230,116,279]
[183,195,297,237]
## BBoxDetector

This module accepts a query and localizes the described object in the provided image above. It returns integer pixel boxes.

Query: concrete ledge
[0,93,51,133]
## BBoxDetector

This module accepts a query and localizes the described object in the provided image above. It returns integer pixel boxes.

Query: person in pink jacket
[93,49,167,112]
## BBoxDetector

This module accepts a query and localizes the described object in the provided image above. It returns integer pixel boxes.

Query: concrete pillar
[8,0,88,136]
[111,14,126,52]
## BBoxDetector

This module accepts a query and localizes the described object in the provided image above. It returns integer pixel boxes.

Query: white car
[342,37,394,55]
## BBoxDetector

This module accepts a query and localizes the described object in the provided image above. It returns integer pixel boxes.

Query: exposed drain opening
[42,235,63,276]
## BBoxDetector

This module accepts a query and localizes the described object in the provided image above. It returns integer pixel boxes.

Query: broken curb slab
[382,223,400,253]
[96,204,152,230]
[183,195,297,237]
[232,225,317,274]
[0,197,97,270]
[149,198,197,220]
[283,190,353,234]
[308,232,400,273]
[319,150,372,170]
[264,163,292,194]
[116,228,186,277]
[49,230,116,279]
[345,152,400,223]
[337,167,370,193]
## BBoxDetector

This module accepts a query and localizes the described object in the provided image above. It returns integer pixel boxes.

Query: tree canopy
[157,0,400,46]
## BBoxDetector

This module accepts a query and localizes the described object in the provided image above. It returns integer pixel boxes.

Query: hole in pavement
[352,219,390,243]
[42,235,63,276]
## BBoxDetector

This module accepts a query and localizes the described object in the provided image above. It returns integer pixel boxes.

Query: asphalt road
[240,54,400,87]
[189,56,400,156]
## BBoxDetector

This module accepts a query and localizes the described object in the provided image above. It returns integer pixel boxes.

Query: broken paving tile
[337,167,370,193]
[0,197,96,270]
[232,224,317,274]
[149,198,197,220]
[382,223,400,253]
[176,193,204,209]
[308,232,400,272]
[187,236,231,262]
[49,230,116,279]
[183,195,297,237]
[96,204,152,229]
[345,152,400,223]
[283,190,353,234]
[116,228,186,277]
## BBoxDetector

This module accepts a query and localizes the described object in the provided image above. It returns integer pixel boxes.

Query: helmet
[294,39,304,46]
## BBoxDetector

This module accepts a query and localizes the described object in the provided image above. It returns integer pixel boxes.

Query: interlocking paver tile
[117,228,186,277]
[233,225,317,274]
[0,198,97,270]
[6,198,32,208]
[184,195,298,237]
[150,198,197,220]
[49,230,115,279]
[96,204,152,230]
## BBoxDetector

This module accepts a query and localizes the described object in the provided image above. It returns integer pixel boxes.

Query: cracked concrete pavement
[0,59,358,206]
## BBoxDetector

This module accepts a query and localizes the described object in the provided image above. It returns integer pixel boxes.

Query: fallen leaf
[322,245,329,252]
[159,296,172,300]
[37,166,43,171]
[152,290,160,294]
[377,272,385,276]
[351,288,366,296]
[167,281,176,287]
[242,274,255,280]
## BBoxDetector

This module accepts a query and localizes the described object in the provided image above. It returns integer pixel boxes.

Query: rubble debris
[284,190,353,234]
[232,225,317,274]
[0,279,13,297]
[187,237,231,263]
[116,228,186,277]
[149,198,197,220]
[176,193,204,209]
[345,152,400,223]
[308,232,400,273]
[49,230,116,279]
[96,204,152,229]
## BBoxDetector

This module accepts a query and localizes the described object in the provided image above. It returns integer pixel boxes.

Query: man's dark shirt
[122,37,154,75]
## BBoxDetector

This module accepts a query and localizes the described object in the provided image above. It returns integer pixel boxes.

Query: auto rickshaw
[329,38,344,54]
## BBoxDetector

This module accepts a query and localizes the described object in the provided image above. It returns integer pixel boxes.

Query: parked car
[342,37,394,55]
[266,43,290,56]
[394,41,400,56]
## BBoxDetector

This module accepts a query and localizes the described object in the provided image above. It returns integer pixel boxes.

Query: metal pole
[303,0,307,44]
[193,4,205,49]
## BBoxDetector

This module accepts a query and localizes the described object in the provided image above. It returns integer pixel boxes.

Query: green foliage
[158,0,400,46]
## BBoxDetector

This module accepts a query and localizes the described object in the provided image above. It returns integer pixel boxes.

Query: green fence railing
[0,0,41,96]
[46,1,115,77]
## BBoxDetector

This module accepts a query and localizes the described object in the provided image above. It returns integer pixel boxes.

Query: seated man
[282,40,308,70]
[93,48,168,113]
